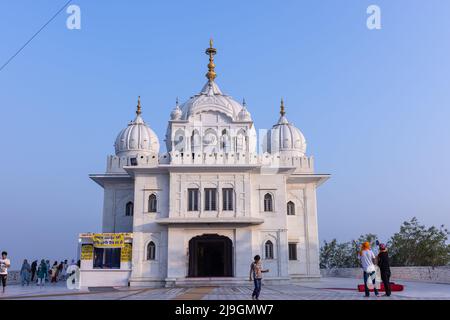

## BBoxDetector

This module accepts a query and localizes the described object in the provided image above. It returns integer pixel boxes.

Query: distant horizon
[1,0,449,269]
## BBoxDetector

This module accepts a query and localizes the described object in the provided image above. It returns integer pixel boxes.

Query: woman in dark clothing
[377,243,391,297]
[30,260,37,282]
[57,261,64,280]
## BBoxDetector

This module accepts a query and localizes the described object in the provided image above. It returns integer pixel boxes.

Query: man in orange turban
[359,242,379,297]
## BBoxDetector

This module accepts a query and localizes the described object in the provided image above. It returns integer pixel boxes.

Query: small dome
[266,100,306,156]
[114,98,160,157]
[237,99,252,121]
[170,98,182,120]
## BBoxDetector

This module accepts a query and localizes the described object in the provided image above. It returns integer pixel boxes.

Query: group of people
[359,241,392,297]
[248,241,392,300]
[20,259,79,287]
[4,243,391,299]
[0,251,80,293]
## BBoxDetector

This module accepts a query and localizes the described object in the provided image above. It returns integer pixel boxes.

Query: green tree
[320,239,352,269]
[388,217,450,267]
[320,234,378,269]
[320,239,338,269]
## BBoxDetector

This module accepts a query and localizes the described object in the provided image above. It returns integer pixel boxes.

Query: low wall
[80,269,131,287]
[321,266,450,284]
[6,271,20,284]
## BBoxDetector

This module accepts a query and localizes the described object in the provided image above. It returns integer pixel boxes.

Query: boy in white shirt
[0,251,11,293]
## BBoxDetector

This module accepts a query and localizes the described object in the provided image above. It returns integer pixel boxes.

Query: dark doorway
[188,234,233,277]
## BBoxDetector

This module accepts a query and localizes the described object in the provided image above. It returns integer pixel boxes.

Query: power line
[0,0,73,73]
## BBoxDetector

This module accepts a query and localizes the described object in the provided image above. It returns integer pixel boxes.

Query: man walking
[249,255,269,300]
[0,251,11,293]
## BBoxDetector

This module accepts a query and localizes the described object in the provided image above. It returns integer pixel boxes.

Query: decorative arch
[146,241,156,260]
[261,234,277,260]
[236,129,247,152]
[148,193,157,213]
[203,128,218,153]
[144,235,160,261]
[173,128,185,153]
[191,129,201,153]
[221,129,231,152]
[188,234,233,277]
[264,240,274,259]
[125,201,134,216]
[264,193,273,212]
[287,201,295,215]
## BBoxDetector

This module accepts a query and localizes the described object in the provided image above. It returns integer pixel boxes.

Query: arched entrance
[188,234,233,277]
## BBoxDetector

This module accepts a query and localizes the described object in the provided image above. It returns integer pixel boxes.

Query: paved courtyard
[0,277,449,300]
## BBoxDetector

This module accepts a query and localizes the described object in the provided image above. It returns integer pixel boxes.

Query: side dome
[237,99,252,121]
[114,97,160,157]
[170,98,182,120]
[266,100,307,156]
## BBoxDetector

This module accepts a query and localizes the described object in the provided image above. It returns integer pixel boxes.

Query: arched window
[221,129,231,152]
[265,240,274,259]
[264,193,273,212]
[203,129,218,153]
[147,241,156,260]
[125,201,134,216]
[287,201,295,215]
[236,130,246,152]
[148,194,157,212]
[174,129,185,152]
[191,130,201,153]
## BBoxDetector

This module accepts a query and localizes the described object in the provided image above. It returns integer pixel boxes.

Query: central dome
[165,39,257,154]
[178,39,251,122]
[179,80,245,121]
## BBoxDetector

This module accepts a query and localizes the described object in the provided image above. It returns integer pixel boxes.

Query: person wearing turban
[359,242,379,297]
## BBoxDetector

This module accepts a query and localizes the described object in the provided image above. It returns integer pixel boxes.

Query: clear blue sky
[1,0,449,268]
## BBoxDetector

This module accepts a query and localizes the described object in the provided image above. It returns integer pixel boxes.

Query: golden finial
[280,98,286,116]
[136,96,142,115]
[205,38,217,81]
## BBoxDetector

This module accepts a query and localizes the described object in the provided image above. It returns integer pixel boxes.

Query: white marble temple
[84,41,330,287]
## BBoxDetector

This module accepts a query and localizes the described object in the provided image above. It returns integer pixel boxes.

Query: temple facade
[80,40,329,287]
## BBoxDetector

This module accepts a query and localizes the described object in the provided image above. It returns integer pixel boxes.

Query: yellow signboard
[93,233,125,248]
[121,243,132,262]
[81,244,93,260]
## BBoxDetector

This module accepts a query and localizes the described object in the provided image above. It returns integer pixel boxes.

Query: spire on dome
[205,38,217,81]
[136,96,142,115]
[280,98,286,116]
